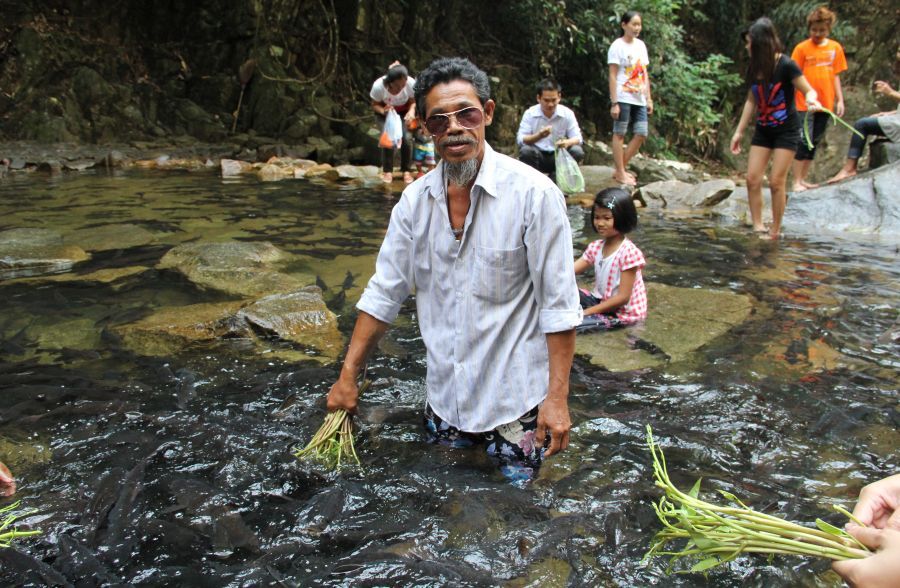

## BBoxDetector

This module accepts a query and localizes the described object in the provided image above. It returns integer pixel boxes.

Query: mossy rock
[575,283,753,372]
[110,300,247,357]
[157,241,311,297]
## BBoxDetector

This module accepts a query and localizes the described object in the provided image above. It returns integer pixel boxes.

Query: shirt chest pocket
[471,245,528,303]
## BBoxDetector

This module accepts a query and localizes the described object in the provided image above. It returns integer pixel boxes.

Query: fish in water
[315,275,329,292]
[56,535,124,585]
[342,270,355,290]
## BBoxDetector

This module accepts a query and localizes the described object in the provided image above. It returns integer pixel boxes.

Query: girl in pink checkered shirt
[574,188,647,331]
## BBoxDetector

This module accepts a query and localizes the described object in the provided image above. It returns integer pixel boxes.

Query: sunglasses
[424,106,484,135]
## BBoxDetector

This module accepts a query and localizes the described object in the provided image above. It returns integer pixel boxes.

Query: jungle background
[0,0,897,168]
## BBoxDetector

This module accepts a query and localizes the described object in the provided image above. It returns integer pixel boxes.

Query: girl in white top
[607,11,653,186]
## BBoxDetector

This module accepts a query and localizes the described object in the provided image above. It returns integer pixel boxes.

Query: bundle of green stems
[0,501,40,548]
[644,425,870,573]
[802,106,864,150]
[294,381,369,469]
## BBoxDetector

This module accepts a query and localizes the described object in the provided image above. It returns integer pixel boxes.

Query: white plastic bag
[380,109,404,150]
[555,147,585,194]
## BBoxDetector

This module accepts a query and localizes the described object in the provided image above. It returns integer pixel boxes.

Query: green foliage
[512,0,741,157]
[769,1,857,55]
[654,53,742,155]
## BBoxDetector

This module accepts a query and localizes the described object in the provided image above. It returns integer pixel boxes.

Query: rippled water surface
[0,169,897,586]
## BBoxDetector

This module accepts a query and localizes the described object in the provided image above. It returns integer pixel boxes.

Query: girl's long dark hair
[746,17,783,86]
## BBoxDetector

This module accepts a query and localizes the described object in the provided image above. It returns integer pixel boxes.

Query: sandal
[403,171,414,184]
[382,172,393,183]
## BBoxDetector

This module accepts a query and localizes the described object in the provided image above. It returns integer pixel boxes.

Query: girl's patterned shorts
[423,403,547,484]
[577,288,624,331]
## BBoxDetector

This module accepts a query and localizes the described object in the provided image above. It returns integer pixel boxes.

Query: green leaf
[689,478,702,499]
[815,519,846,536]
[690,557,723,572]
[687,527,724,550]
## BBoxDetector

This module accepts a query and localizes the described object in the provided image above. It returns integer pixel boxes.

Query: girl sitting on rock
[574,188,647,331]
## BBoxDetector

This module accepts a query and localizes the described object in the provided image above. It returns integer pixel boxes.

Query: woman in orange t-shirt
[790,6,847,192]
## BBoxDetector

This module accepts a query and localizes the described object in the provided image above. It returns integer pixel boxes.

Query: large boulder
[157,241,311,297]
[634,180,692,209]
[580,165,623,194]
[575,282,754,372]
[783,160,900,236]
[0,228,90,279]
[636,179,735,209]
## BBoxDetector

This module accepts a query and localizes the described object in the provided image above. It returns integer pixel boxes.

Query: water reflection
[0,170,897,586]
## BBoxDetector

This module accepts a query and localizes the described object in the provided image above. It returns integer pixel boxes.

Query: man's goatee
[445,158,479,186]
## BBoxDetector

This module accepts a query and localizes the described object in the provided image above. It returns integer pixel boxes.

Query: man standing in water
[326,57,581,481]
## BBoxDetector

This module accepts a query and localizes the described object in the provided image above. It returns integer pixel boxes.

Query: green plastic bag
[555,147,585,194]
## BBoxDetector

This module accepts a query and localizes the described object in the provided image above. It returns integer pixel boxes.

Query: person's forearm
[834,76,844,104]
[735,97,755,135]
[608,66,618,103]
[338,311,390,383]
[523,131,543,145]
[545,329,575,398]
[585,291,629,316]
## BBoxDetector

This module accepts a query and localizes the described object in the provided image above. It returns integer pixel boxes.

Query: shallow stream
[0,169,897,586]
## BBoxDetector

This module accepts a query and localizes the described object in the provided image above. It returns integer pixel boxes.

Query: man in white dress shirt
[326,57,581,481]
[516,79,585,178]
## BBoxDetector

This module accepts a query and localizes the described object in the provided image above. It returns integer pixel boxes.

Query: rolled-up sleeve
[566,110,583,144]
[356,196,415,324]
[524,187,582,333]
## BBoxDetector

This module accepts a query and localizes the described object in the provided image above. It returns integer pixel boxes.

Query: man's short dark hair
[536,79,562,95]
[414,57,491,118]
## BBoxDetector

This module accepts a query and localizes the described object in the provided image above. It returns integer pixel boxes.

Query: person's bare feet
[800,179,819,189]
[0,461,15,497]
[382,171,393,183]
[613,171,636,185]
[828,169,856,184]
[791,183,808,193]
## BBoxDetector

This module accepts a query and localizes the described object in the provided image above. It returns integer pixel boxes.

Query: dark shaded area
[0,1,894,160]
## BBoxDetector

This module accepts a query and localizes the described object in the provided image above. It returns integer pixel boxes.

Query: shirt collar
[424,141,500,200]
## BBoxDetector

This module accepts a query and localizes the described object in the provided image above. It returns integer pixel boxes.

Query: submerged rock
[0,228,90,279]
[157,241,310,297]
[236,288,343,359]
[67,223,156,252]
[110,288,342,360]
[110,301,247,356]
[575,282,753,372]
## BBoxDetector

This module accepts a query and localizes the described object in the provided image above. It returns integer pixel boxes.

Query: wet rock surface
[575,283,754,372]
[0,227,90,279]
[783,160,900,237]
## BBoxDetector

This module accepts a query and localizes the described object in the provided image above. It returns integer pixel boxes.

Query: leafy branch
[644,425,870,574]
[0,501,40,548]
